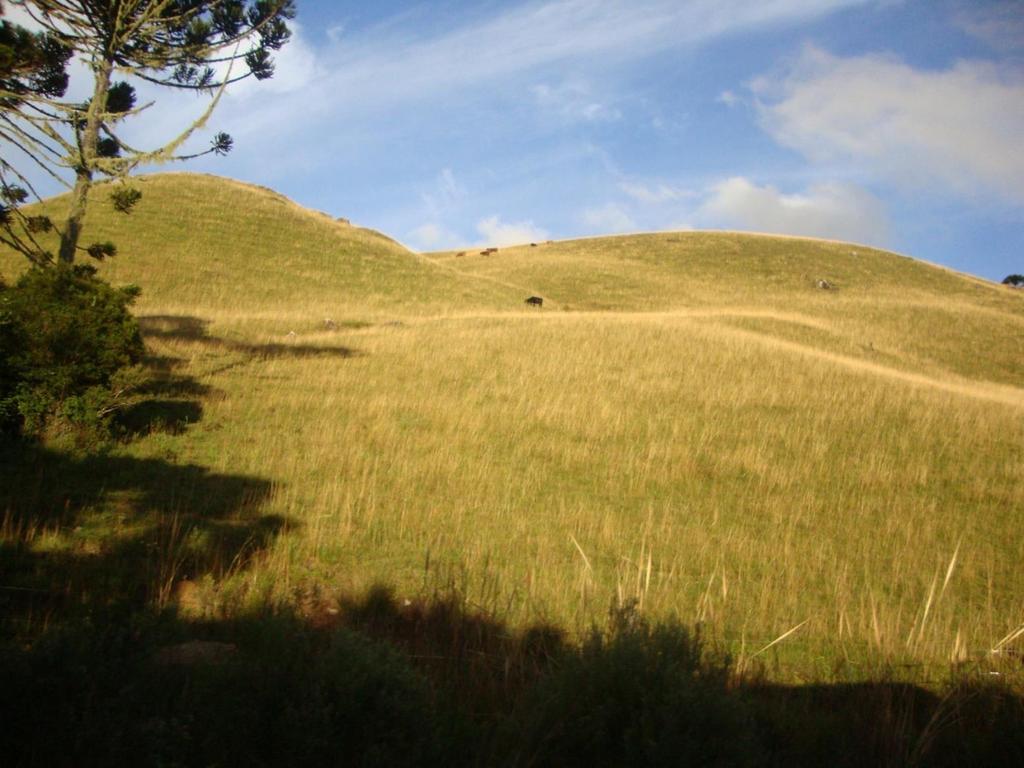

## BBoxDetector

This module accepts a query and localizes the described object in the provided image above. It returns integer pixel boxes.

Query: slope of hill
[3,173,1023,684]
[0,173,521,320]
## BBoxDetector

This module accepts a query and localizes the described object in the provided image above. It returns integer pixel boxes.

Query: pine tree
[0,0,72,264]
[3,0,294,264]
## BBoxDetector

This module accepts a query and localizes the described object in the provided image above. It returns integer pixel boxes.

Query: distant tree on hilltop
[1,0,295,265]
[1003,274,1024,287]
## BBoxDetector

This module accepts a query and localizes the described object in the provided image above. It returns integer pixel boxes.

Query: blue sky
[7,1,1024,281]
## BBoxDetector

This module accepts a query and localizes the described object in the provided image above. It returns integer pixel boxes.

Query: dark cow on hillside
[525,296,544,308]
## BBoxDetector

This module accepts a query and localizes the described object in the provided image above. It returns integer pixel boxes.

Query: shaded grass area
[137,314,359,361]
[1,584,1021,767]
[0,342,292,632]
[0,441,287,632]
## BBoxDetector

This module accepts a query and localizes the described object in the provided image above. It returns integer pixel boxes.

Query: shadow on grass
[139,314,359,360]
[745,679,1024,767]
[117,398,204,437]
[0,440,289,635]
[108,338,217,439]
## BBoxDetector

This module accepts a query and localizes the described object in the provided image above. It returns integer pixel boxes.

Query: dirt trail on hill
[419,308,1024,410]
[695,319,1024,410]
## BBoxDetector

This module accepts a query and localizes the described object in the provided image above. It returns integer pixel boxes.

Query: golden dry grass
[3,173,1023,683]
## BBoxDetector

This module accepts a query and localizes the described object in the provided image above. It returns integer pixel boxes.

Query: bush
[0,264,143,442]
[506,614,756,767]
[1003,274,1024,287]
[0,279,20,433]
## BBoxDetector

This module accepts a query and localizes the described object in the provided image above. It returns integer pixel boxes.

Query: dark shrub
[1,264,143,440]
[507,615,756,767]
[0,279,21,434]
[1002,274,1024,287]
[0,614,439,768]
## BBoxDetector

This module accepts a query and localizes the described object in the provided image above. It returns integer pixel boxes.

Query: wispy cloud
[207,0,875,139]
[31,1,876,196]
[532,81,621,122]
[422,168,466,219]
[620,181,695,204]
[954,1,1024,54]
[751,45,1024,205]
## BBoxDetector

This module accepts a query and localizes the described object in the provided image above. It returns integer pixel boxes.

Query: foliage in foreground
[505,610,756,766]
[1,595,1021,768]
[0,264,143,441]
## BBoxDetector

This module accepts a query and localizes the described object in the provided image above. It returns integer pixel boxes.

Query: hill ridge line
[417,252,549,302]
[435,229,1009,293]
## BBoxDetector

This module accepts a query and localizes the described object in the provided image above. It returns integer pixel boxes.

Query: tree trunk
[58,59,113,264]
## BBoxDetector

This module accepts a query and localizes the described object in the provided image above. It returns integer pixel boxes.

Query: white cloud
[697,176,889,244]
[580,203,636,233]
[620,181,695,204]
[596,173,887,244]
[476,215,549,246]
[752,46,1024,204]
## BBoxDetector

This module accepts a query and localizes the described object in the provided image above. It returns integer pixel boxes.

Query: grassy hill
[432,233,1024,389]
[2,173,1023,685]
[0,173,521,322]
